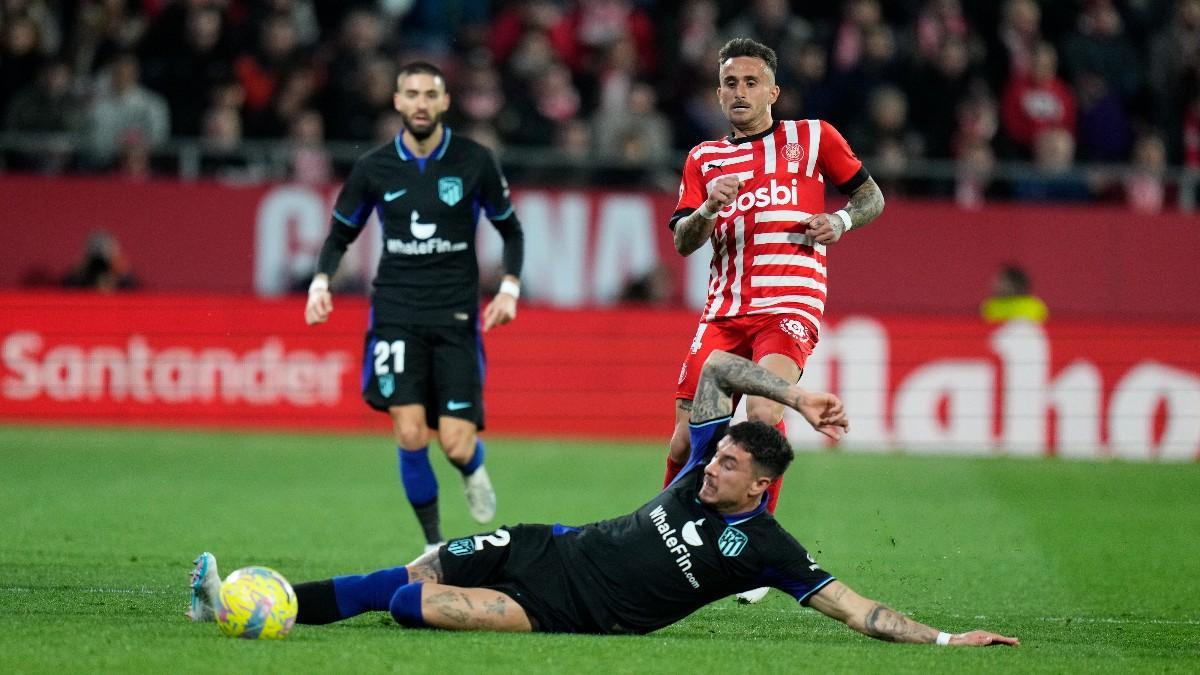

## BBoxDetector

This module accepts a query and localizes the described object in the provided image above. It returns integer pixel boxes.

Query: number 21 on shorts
[373,339,404,397]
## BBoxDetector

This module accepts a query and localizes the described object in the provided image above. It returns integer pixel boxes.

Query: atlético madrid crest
[782,143,804,163]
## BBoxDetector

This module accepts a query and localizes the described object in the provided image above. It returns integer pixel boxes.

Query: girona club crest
[781,143,804,163]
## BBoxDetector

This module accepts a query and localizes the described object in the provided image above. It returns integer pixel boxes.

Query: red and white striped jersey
[672,119,867,336]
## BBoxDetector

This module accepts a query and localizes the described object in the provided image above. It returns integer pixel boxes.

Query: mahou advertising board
[2,292,1196,461]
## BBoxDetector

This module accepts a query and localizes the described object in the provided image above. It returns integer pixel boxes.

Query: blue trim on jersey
[665,415,732,490]
[333,210,358,227]
[433,127,452,159]
[722,499,768,526]
[471,195,481,229]
[552,523,581,536]
[490,205,514,220]
[416,157,427,173]
[361,306,377,393]
[394,133,410,161]
[797,576,837,604]
[475,316,486,385]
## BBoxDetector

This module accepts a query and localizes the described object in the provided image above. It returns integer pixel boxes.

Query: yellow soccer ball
[216,566,298,639]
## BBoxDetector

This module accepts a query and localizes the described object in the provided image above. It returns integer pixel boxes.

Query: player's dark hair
[1000,264,1031,293]
[726,421,793,479]
[396,61,446,85]
[718,38,778,76]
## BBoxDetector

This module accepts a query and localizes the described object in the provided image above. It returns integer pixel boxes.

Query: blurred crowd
[1,0,1198,206]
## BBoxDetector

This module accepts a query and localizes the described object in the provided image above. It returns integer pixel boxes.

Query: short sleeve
[816,120,866,193]
[757,530,836,605]
[479,149,515,221]
[331,159,378,229]
[675,147,707,213]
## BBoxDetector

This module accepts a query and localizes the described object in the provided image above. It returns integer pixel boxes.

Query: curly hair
[725,420,793,479]
[718,38,778,76]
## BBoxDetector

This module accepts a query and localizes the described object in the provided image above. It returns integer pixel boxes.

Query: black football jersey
[326,128,520,325]
[554,417,835,634]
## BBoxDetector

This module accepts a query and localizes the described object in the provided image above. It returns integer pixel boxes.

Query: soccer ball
[216,566,298,639]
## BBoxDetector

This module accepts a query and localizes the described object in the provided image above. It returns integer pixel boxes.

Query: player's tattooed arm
[406,550,444,584]
[691,350,800,423]
[673,210,720,256]
[841,176,885,233]
[862,603,939,643]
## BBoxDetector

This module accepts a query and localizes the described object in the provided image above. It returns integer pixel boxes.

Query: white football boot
[186,551,221,621]
[735,586,771,604]
[463,466,497,523]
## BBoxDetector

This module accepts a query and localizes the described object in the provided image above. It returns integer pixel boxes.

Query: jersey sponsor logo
[438,177,463,206]
[649,504,701,589]
[681,518,705,546]
[781,143,804,163]
[447,400,472,411]
[378,373,395,397]
[383,189,407,202]
[410,210,437,239]
[718,526,748,557]
[718,178,801,218]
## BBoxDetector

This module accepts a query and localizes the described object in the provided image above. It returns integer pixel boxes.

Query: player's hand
[482,292,517,332]
[802,212,848,245]
[304,277,333,325]
[793,390,849,441]
[705,175,743,212]
[949,630,1020,647]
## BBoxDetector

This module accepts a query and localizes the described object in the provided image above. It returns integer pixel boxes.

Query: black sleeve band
[668,208,695,231]
[492,213,525,278]
[316,221,358,277]
[836,167,870,195]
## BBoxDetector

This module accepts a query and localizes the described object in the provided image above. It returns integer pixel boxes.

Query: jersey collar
[394,126,453,162]
[726,119,780,146]
[694,493,769,525]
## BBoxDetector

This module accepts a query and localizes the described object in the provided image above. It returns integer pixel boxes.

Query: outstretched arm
[807,580,1019,647]
[691,350,849,440]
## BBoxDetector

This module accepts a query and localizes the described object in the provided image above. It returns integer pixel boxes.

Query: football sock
[399,446,442,544]
[454,438,485,476]
[326,565,411,619]
[765,418,788,514]
[663,456,685,488]
[388,582,426,627]
[293,579,341,625]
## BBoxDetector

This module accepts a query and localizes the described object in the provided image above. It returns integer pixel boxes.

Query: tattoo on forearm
[844,178,885,232]
[679,399,693,412]
[407,555,443,584]
[863,603,935,643]
[691,352,797,421]
[674,212,717,255]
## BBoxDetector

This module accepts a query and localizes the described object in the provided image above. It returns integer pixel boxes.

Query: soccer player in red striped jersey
[665,38,886,603]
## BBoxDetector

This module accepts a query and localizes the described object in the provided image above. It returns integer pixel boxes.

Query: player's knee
[388,582,426,628]
[439,430,476,465]
[746,401,784,426]
[668,425,691,464]
[392,418,428,449]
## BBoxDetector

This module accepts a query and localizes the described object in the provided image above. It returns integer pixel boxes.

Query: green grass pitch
[1,425,1198,673]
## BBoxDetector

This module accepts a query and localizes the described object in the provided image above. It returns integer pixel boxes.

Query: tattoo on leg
[678,399,693,412]
[484,597,506,616]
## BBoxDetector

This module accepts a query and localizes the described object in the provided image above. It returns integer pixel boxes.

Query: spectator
[84,52,170,168]
[234,13,304,119]
[980,264,1047,323]
[985,0,1040,89]
[287,108,331,184]
[323,9,387,139]
[1148,0,1200,162]
[1000,41,1076,158]
[1074,70,1133,162]
[1011,127,1092,202]
[955,139,998,209]
[909,36,974,158]
[723,0,812,58]
[62,229,139,292]
[70,0,146,77]
[1122,132,1169,214]
[1059,0,1142,103]
[830,0,884,74]
[142,5,234,137]
[0,15,44,105]
[199,104,260,181]
[912,0,971,65]
[3,58,79,171]
[779,40,839,123]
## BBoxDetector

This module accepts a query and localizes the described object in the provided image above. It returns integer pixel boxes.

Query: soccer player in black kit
[188,351,1019,647]
[304,62,524,554]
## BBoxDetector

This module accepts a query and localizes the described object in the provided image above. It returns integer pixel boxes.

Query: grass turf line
[1,425,1198,673]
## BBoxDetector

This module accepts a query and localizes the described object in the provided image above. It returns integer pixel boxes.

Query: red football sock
[663,456,685,488]
[766,417,788,513]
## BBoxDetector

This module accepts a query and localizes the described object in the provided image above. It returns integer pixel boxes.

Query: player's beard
[401,110,443,141]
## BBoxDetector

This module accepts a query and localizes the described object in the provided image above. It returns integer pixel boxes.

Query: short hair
[725,421,794,479]
[396,61,446,86]
[718,38,778,76]
[1000,264,1031,294]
